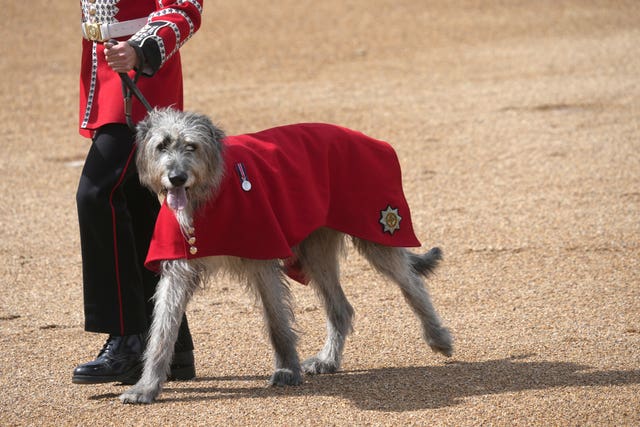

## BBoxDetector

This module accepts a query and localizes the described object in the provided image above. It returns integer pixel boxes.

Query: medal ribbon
[235,162,248,183]
[235,162,252,191]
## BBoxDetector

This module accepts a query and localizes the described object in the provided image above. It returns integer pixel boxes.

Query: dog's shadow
[118,355,640,410]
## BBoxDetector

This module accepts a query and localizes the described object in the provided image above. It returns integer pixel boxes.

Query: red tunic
[79,0,203,137]
[145,123,421,271]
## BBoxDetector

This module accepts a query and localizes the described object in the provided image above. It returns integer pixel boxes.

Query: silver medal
[242,180,252,192]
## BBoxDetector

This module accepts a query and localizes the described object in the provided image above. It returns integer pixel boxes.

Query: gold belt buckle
[84,22,103,42]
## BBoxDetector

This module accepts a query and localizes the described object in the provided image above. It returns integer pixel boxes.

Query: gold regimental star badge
[379,205,402,235]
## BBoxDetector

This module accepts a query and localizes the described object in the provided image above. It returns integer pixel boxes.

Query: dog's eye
[156,141,168,152]
[185,143,197,152]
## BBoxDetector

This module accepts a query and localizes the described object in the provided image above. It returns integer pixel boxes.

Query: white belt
[82,17,148,42]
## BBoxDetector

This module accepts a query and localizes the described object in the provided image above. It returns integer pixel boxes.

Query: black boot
[72,334,144,385]
[168,350,196,381]
[72,335,196,384]
[168,314,196,381]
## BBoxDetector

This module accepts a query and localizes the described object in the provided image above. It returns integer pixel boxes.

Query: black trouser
[76,124,192,351]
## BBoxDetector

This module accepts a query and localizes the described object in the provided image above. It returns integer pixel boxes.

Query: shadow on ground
[92,356,640,410]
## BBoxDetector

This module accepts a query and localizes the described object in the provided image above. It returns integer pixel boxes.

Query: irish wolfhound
[119,108,452,404]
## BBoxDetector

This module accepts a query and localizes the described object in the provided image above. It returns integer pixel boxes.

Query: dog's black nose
[169,172,188,187]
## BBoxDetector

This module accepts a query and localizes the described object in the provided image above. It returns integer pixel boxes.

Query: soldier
[72,0,205,385]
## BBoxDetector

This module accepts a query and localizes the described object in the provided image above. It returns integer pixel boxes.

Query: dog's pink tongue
[167,187,187,211]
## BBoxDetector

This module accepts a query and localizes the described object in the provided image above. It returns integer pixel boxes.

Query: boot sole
[72,364,142,385]
[72,365,195,384]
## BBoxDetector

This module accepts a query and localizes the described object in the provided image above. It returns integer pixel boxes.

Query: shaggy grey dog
[119,108,453,404]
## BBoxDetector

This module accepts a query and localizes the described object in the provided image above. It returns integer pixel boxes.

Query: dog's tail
[409,247,443,277]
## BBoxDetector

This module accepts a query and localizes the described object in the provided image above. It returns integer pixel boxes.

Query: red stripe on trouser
[108,145,138,336]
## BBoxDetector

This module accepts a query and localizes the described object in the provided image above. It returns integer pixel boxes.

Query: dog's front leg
[248,260,303,386]
[120,259,200,404]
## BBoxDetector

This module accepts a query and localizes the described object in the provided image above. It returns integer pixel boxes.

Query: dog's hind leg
[245,260,303,386]
[354,241,453,357]
[297,228,354,375]
[120,259,201,404]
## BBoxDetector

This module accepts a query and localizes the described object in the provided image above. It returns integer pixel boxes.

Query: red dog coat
[145,123,421,275]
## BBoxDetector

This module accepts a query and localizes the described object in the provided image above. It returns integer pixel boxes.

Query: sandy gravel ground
[1,1,639,425]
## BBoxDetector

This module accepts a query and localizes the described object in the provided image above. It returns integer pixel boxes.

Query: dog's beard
[173,204,195,240]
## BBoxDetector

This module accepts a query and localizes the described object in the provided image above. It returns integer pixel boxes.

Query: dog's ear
[199,113,226,146]
[210,122,226,145]
[135,112,152,148]
[134,112,154,189]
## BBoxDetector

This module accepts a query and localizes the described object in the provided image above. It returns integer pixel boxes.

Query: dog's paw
[302,356,339,375]
[119,384,161,404]
[427,327,454,357]
[268,368,303,387]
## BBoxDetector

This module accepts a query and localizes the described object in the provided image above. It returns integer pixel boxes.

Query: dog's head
[135,108,226,212]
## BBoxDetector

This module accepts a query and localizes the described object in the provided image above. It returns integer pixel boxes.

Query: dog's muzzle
[169,172,188,187]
